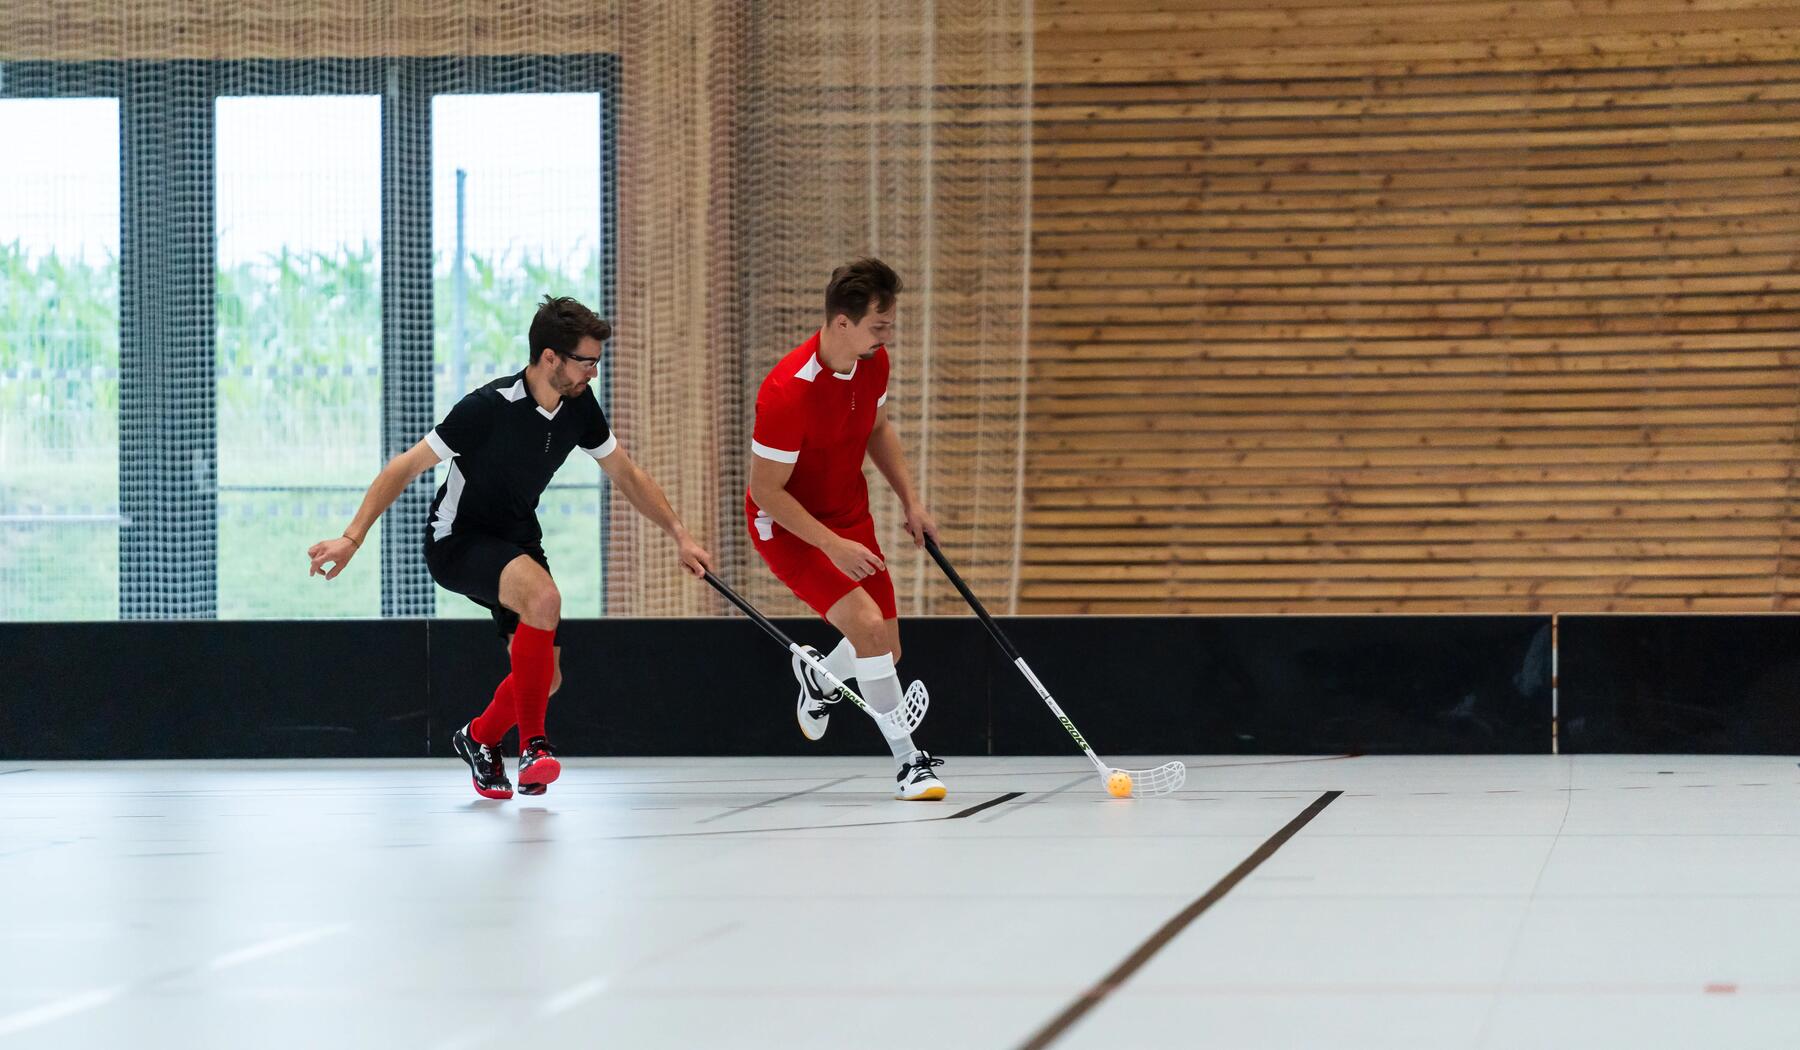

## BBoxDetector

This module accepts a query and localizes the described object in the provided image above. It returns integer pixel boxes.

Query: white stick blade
[890,679,929,734]
[1110,760,1186,797]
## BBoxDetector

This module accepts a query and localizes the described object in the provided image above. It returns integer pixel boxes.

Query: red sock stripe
[510,623,557,742]
[469,676,516,747]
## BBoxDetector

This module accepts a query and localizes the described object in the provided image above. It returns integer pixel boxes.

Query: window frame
[0,55,619,619]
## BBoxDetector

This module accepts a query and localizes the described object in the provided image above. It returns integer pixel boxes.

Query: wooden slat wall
[3,0,623,59]
[1028,0,1800,613]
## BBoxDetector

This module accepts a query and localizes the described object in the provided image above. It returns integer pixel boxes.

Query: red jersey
[747,331,890,533]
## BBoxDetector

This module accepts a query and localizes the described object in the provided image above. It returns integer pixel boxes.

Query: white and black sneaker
[895,750,947,801]
[792,645,838,741]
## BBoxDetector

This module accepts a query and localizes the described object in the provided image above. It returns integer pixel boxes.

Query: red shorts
[748,510,898,621]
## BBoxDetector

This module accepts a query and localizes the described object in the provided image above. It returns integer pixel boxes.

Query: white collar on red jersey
[796,353,858,383]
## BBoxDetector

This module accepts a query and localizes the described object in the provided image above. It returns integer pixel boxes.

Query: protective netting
[2,0,1029,620]
[0,99,121,620]
[726,2,1034,618]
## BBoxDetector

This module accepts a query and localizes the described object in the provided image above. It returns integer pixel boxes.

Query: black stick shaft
[926,537,1111,763]
[702,570,799,651]
[923,536,1022,662]
[703,570,885,718]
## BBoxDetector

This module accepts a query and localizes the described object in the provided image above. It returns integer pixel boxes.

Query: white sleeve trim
[876,390,888,407]
[425,429,456,461]
[751,439,800,464]
[582,433,619,460]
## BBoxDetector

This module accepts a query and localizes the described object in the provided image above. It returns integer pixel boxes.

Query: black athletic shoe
[452,722,513,800]
[518,736,562,790]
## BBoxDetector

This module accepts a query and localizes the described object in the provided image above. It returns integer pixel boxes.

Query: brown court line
[1017,790,1343,1050]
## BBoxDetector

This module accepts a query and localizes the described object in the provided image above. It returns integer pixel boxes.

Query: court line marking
[206,923,350,972]
[432,922,744,1050]
[980,775,1093,822]
[605,791,1027,840]
[696,775,861,824]
[543,976,610,1015]
[0,986,126,1039]
[1017,790,1342,1050]
[947,791,1026,819]
[0,921,350,1038]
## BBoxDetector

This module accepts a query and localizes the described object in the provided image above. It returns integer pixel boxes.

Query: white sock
[820,637,858,685]
[852,652,917,762]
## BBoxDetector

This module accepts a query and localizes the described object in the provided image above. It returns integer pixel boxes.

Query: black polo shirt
[422,371,616,547]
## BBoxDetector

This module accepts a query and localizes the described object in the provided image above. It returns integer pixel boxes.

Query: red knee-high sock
[469,676,516,747]
[509,623,557,743]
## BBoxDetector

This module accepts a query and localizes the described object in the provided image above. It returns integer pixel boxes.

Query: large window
[216,95,383,618]
[431,93,605,619]
[1,57,613,621]
[0,98,121,620]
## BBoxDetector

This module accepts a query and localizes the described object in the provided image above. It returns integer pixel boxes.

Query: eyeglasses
[562,351,601,369]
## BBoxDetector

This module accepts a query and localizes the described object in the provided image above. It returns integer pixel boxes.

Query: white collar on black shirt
[500,374,564,420]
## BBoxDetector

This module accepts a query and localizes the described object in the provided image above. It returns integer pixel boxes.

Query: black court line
[1017,790,1342,1050]
[979,775,1092,822]
[605,791,1026,840]
[696,775,862,824]
[0,769,32,776]
[946,791,1025,819]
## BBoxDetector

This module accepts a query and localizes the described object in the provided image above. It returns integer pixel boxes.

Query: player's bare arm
[307,437,443,579]
[865,404,938,548]
[597,444,714,577]
[749,453,885,581]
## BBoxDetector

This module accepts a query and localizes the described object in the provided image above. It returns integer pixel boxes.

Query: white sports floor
[3,754,1797,1049]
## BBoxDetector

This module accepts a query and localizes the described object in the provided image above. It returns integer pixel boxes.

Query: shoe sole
[518,783,546,796]
[896,784,947,801]
[518,756,562,787]
[794,653,829,741]
[797,701,828,742]
[453,736,513,800]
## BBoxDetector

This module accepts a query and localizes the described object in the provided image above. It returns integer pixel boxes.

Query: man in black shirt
[308,296,711,799]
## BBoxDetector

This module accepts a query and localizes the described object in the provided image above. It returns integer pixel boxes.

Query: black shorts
[424,531,558,643]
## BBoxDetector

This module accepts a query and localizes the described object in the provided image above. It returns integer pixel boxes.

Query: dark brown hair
[824,258,903,323]
[529,295,611,364]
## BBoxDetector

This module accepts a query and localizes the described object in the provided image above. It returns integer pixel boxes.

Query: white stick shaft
[788,642,874,717]
[790,644,926,736]
[1014,658,1110,777]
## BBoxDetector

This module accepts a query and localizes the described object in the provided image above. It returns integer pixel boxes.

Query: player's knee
[523,585,561,627]
[846,615,886,654]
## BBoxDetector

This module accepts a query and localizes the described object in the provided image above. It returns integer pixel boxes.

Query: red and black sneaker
[518,736,561,792]
[452,722,513,800]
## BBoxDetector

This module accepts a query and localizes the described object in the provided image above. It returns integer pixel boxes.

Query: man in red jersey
[746,258,947,800]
